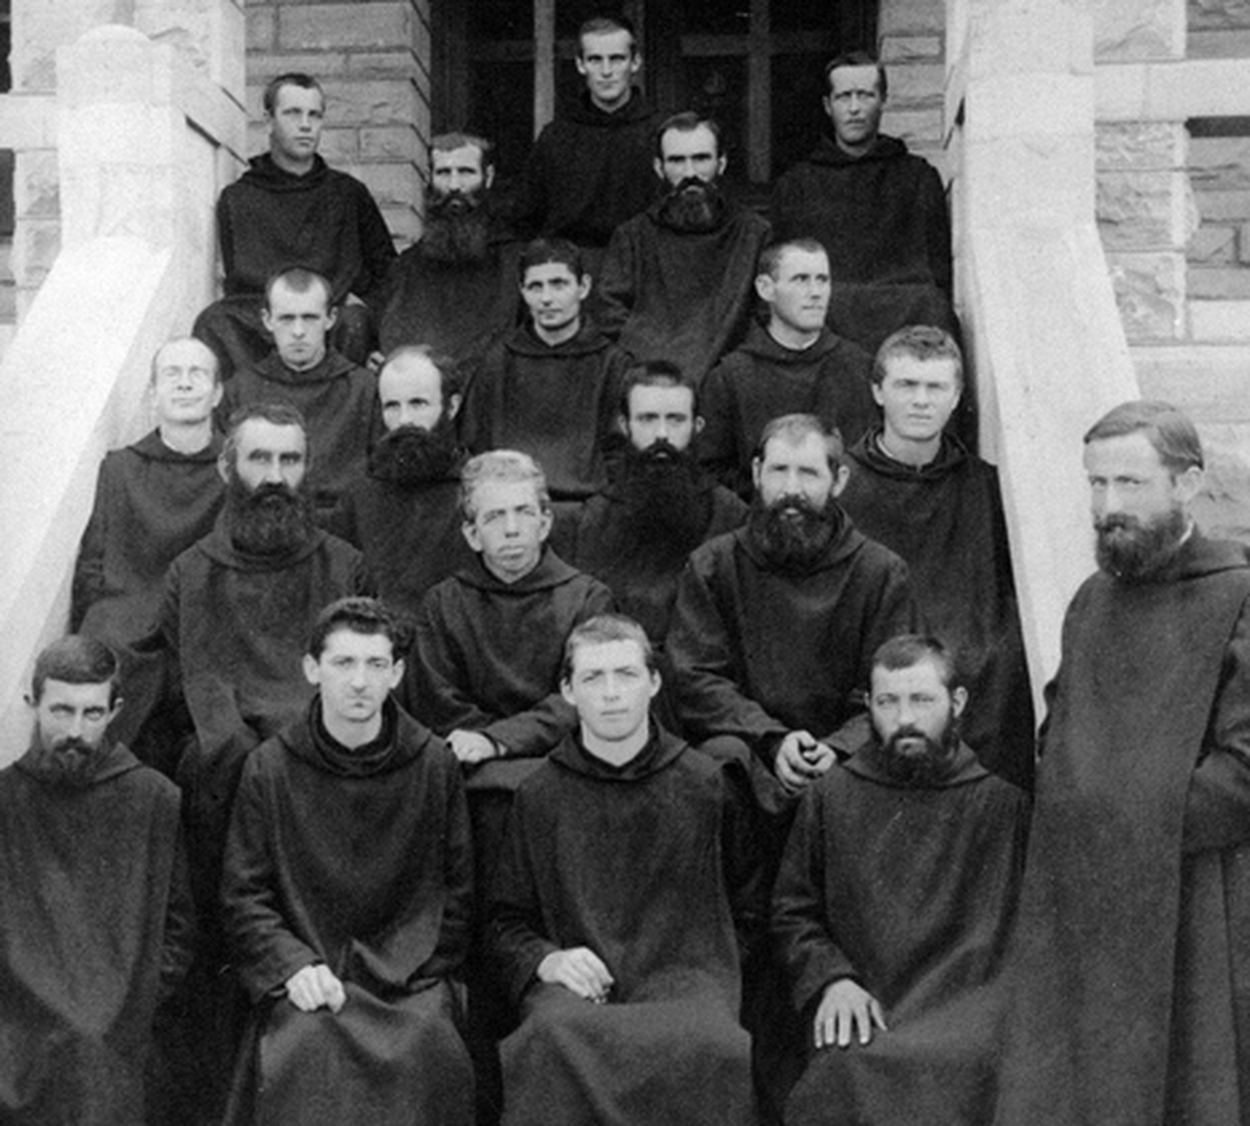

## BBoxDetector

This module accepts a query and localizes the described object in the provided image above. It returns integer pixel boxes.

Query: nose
[349,664,368,689]
[67,712,86,738]
[261,459,285,485]
[602,672,621,699]
[783,467,803,494]
[502,511,521,536]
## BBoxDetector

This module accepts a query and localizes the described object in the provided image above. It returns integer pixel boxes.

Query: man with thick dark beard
[333,346,476,619]
[994,401,1250,1126]
[597,113,770,385]
[769,634,1029,1125]
[0,637,195,1125]
[154,402,366,1122]
[378,133,523,366]
[669,413,918,797]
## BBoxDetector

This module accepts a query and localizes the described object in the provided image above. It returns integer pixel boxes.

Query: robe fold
[699,323,875,497]
[222,697,474,1125]
[994,533,1250,1125]
[0,743,195,1125]
[596,199,771,384]
[490,727,761,1126]
[841,430,1035,788]
[771,742,1028,1125]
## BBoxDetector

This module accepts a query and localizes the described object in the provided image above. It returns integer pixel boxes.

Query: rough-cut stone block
[1107,250,1187,339]
[353,162,420,208]
[323,79,420,127]
[1188,223,1237,262]
[1095,0,1185,61]
[881,107,944,147]
[1194,187,1250,221]
[1188,27,1250,56]
[247,5,276,50]
[1188,137,1250,192]
[885,63,945,105]
[347,50,421,78]
[1189,0,1250,32]
[361,126,420,161]
[12,219,62,284]
[880,35,943,63]
[1097,170,1195,249]
[318,128,359,164]
[381,204,422,247]
[11,1,124,92]
[246,52,347,81]
[280,3,414,51]
[878,0,944,37]
[15,151,60,220]
[1189,299,1250,338]
[1188,265,1250,298]
[1096,122,1186,170]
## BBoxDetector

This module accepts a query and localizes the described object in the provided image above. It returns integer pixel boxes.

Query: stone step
[1189,299,1250,342]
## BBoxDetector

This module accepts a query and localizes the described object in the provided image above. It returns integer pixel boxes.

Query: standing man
[995,401,1250,1125]
[700,239,875,497]
[771,53,956,358]
[194,72,396,377]
[597,113,771,384]
[333,345,475,620]
[517,15,659,279]
[0,637,195,1124]
[222,598,474,1125]
[378,133,523,366]
[839,325,1034,789]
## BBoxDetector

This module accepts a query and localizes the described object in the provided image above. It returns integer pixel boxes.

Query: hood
[563,89,656,129]
[196,510,330,571]
[736,503,867,576]
[280,695,435,778]
[1106,529,1250,588]
[504,319,612,359]
[736,321,848,367]
[849,428,969,483]
[453,545,583,594]
[804,132,910,168]
[15,739,142,789]
[843,738,989,789]
[548,722,686,782]
[239,152,330,192]
[129,428,223,465]
[251,348,361,388]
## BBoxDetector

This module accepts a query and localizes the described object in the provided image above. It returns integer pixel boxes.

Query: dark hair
[518,237,585,282]
[871,633,960,691]
[578,15,638,56]
[754,413,845,474]
[1083,400,1205,475]
[264,266,333,312]
[221,401,309,470]
[379,344,463,401]
[655,111,722,161]
[561,613,656,682]
[618,359,697,418]
[263,73,324,116]
[431,131,495,171]
[823,51,887,100]
[872,324,964,389]
[307,597,411,660]
[757,238,828,281]
[31,636,122,706]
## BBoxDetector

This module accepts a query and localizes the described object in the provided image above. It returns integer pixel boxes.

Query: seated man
[71,337,225,766]
[596,112,770,384]
[460,238,628,504]
[378,132,523,366]
[840,326,1034,789]
[222,598,474,1125]
[194,72,395,377]
[332,345,476,620]
[490,614,762,1126]
[221,267,379,522]
[770,635,1029,1125]
[0,637,194,1124]
[700,239,875,497]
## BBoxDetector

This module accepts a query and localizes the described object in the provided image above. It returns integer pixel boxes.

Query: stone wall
[878,0,947,176]
[245,0,430,247]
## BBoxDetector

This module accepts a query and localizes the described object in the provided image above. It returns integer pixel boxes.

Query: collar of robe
[15,738,140,789]
[550,721,686,782]
[286,694,428,778]
[845,737,987,789]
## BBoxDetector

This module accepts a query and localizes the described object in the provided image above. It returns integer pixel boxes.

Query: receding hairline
[150,336,219,383]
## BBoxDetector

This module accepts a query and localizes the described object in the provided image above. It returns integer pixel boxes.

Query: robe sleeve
[221,758,323,1003]
[159,825,199,1005]
[919,162,954,297]
[351,179,399,308]
[719,764,769,964]
[410,589,498,735]
[1184,596,1250,853]
[70,460,112,631]
[668,554,790,759]
[594,224,637,343]
[771,783,860,1015]
[695,362,742,494]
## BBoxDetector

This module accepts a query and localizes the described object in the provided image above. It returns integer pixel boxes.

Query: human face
[624,383,699,453]
[30,679,119,757]
[430,144,493,201]
[758,248,831,336]
[655,124,725,188]
[577,29,641,112]
[304,628,403,735]
[379,354,456,433]
[462,478,553,583]
[151,339,221,426]
[753,431,846,511]
[263,278,336,372]
[226,419,308,492]
[869,658,965,758]
[1084,431,1198,542]
[521,261,589,343]
[562,638,659,746]
[873,356,961,446]
[823,64,884,155]
[268,83,324,171]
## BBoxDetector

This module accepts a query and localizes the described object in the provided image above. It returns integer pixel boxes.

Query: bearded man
[994,400,1250,1126]
[378,133,523,366]
[597,112,770,385]
[333,346,476,619]
[769,634,1029,1125]
[0,637,195,1124]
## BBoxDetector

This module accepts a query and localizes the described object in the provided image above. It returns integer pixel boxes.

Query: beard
[864,710,962,787]
[24,734,106,787]
[225,472,315,556]
[421,189,492,262]
[656,176,726,233]
[615,440,709,551]
[747,492,840,572]
[369,417,461,486]
[1094,506,1188,582]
